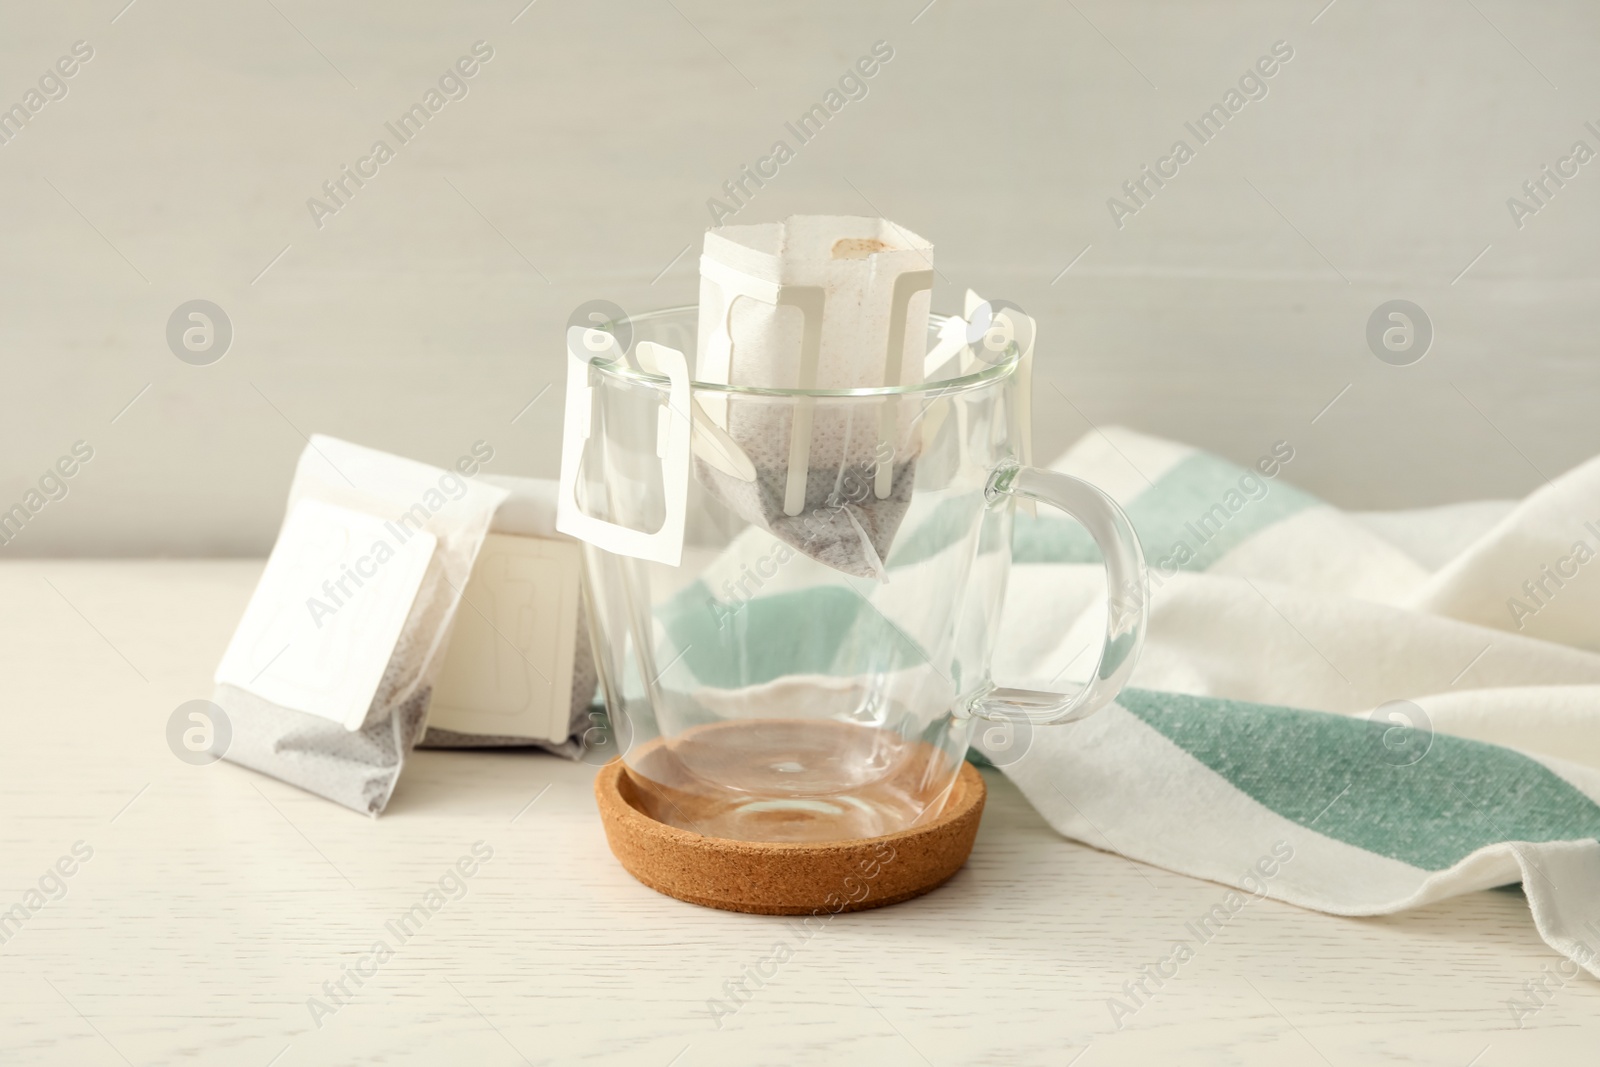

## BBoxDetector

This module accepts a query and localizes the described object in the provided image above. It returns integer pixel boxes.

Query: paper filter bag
[694,215,934,579]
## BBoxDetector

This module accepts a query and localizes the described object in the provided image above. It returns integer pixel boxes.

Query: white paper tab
[426,532,583,743]
[215,498,437,731]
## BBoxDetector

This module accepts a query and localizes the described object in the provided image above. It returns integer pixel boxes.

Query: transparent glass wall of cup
[565,306,1147,843]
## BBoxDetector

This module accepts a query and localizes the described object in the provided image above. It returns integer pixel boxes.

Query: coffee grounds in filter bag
[694,403,917,578]
[694,216,933,578]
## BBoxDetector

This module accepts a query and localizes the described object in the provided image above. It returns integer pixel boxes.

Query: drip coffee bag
[694,216,934,578]
[213,442,597,814]
[419,473,598,755]
[214,436,507,815]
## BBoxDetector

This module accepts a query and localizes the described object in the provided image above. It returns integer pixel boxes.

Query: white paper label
[427,532,582,744]
[215,498,437,731]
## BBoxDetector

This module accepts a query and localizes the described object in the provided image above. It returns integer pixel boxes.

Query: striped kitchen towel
[989,428,1600,979]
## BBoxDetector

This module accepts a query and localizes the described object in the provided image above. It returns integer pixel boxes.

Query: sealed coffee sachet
[694,215,934,579]
[213,438,596,815]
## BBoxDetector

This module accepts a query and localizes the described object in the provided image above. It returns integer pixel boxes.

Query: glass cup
[559,305,1147,843]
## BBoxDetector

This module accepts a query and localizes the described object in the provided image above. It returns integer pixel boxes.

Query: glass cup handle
[973,461,1148,726]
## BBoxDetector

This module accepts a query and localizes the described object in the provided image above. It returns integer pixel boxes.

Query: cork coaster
[594,758,986,915]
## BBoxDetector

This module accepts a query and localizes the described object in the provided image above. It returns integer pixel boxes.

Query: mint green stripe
[1014,451,1319,567]
[1118,689,1600,872]
[886,494,1005,570]
[887,449,1318,570]
[657,580,932,689]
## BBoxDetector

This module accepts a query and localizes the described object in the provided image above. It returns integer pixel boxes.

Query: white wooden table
[1,560,1595,1065]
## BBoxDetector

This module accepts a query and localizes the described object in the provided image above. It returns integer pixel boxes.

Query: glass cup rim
[582,304,1022,399]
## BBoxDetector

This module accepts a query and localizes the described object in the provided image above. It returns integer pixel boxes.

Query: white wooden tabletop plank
[0,560,1595,1064]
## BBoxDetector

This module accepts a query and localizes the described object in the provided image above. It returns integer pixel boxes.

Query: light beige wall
[0,0,1595,555]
